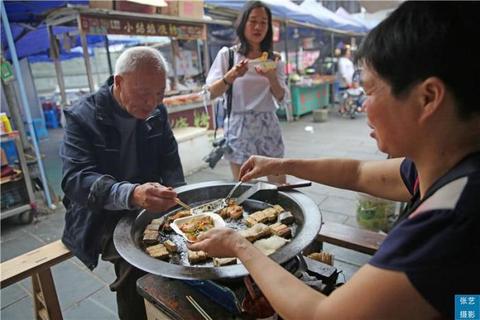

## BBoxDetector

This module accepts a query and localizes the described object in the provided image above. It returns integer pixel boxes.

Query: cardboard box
[158,1,204,19]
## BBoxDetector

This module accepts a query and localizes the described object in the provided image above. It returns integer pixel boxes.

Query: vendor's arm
[189,228,440,320]
[239,156,411,202]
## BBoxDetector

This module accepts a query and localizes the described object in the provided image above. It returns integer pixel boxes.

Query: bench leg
[32,268,63,320]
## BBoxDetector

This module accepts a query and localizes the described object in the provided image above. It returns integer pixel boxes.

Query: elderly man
[61,46,185,319]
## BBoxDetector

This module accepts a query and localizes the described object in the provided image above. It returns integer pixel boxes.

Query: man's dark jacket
[60,77,185,270]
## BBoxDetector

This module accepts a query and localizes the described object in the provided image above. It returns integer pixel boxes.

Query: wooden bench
[0,239,72,320]
[315,222,387,255]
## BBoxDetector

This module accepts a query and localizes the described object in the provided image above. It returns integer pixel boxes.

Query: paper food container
[171,212,225,242]
[249,60,277,71]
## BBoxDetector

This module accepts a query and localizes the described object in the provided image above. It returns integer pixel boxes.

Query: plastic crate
[25,118,48,140]
[1,140,18,164]
[1,178,29,210]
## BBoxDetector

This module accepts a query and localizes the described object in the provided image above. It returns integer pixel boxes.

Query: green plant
[172,117,189,129]
[193,111,210,128]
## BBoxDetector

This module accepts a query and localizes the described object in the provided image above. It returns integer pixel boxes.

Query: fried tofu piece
[188,250,209,264]
[145,223,162,231]
[270,222,292,238]
[249,208,277,224]
[272,205,285,214]
[151,217,165,226]
[278,211,294,225]
[253,236,289,256]
[163,240,177,253]
[219,203,244,219]
[146,244,169,260]
[228,204,244,219]
[213,257,237,267]
[143,230,159,244]
[238,223,271,242]
[308,251,334,266]
[163,210,192,231]
[245,216,258,227]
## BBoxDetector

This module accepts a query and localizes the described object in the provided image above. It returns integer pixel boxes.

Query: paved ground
[1,111,387,319]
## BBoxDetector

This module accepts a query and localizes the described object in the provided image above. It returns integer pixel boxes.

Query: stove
[137,255,338,319]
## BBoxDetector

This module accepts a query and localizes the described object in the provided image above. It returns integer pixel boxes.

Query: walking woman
[206,1,287,183]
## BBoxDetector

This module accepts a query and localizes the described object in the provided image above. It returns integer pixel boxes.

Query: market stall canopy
[1,0,96,60]
[300,0,368,34]
[205,0,366,35]
[335,7,373,31]
[3,0,88,23]
[1,22,105,61]
[351,9,393,30]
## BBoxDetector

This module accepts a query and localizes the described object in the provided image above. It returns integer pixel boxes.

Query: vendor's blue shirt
[370,153,480,318]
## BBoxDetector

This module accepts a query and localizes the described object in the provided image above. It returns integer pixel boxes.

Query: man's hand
[131,182,177,212]
[187,227,250,258]
[239,155,283,182]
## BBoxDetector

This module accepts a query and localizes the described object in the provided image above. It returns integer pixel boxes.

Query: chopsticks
[186,295,213,320]
[175,198,192,210]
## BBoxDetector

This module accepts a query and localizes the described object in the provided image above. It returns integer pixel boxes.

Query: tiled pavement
[1,111,386,319]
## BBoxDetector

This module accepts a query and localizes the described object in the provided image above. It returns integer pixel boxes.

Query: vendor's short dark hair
[236,1,273,57]
[356,1,479,119]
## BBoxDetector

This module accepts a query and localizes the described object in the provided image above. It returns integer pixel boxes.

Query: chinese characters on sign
[79,14,206,40]
[456,295,480,320]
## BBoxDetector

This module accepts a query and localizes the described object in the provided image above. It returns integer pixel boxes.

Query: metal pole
[283,21,289,78]
[195,39,204,82]
[1,0,54,208]
[170,39,178,90]
[47,24,67,127]
[282,21,293,122]
[330,32,334,58]
[202,39,210,78]
[105,35,113,76]
[79,26,95,92]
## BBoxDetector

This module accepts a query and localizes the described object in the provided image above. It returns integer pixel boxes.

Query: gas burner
[182,255,339,316]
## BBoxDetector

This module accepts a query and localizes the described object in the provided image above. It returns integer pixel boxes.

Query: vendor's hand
[239,156,283,182]
[187,227,250,258]
[225,59,248,83]
[131,182,177,212]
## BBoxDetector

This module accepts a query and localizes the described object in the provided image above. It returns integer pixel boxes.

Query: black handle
[276,180,312,191]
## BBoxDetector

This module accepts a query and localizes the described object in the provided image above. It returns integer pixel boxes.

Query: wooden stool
[0,240,72,320]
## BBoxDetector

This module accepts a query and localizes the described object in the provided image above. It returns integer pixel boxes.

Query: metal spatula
[191,180,311,214]
[235,181,311,205]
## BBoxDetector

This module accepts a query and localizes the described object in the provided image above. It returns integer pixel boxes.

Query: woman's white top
[206,46,288,113]
[336,56,354,87]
